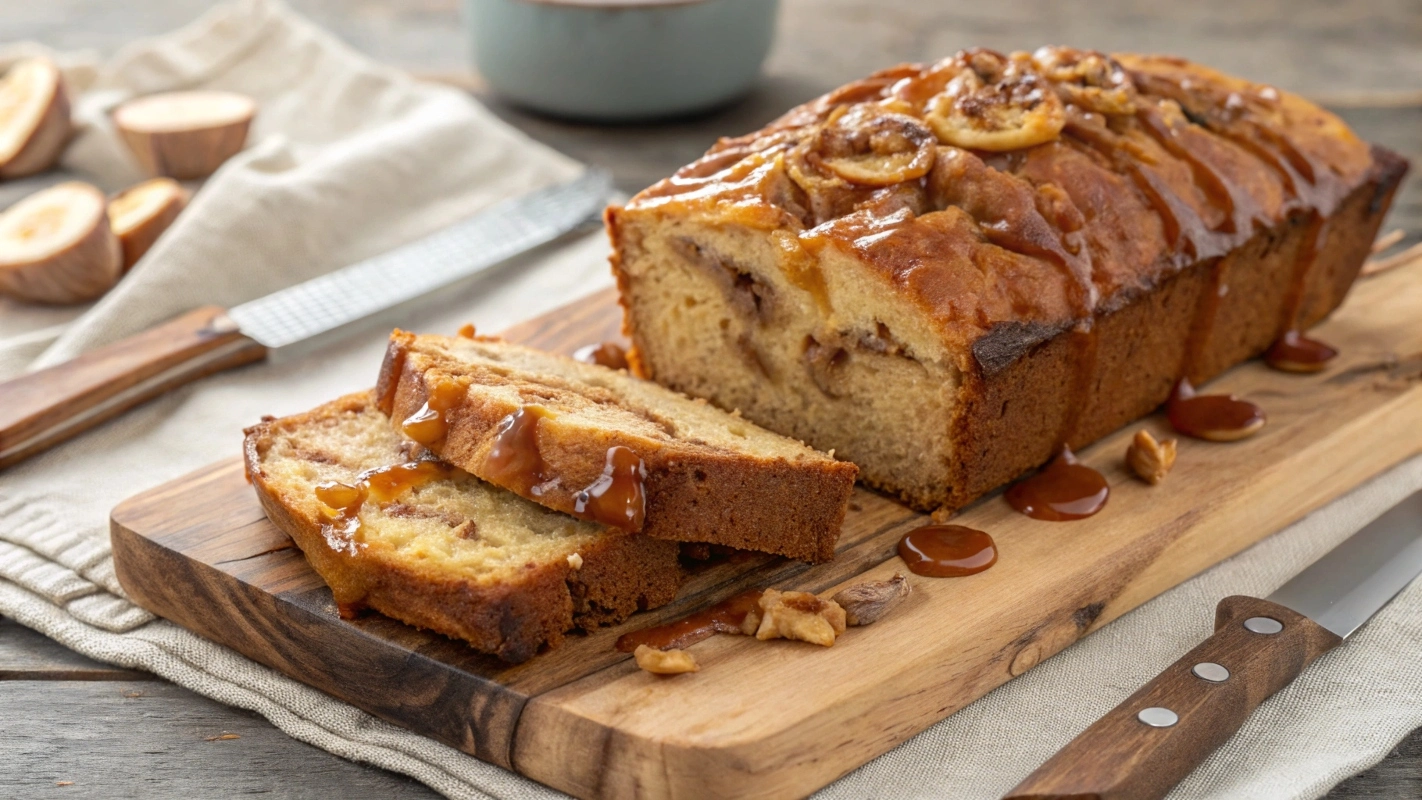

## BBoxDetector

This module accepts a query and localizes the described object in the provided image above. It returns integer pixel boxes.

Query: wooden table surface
[2,1,1419,797]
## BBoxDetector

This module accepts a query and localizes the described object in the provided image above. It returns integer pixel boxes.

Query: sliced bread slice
[243,390,683,663]
[375,331,859,563]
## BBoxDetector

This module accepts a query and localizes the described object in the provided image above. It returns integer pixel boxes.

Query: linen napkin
[1,3,1419,798]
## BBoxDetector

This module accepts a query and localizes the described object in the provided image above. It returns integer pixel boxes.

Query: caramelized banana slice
[925,49,1065,152]
[1032,47,1138,116]
[815,105,937,186]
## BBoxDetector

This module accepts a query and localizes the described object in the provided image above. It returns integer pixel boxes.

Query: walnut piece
[832,573,912,626]
[1127,429,1177,485]
[566,552,583,570]
[633,644,699,674]
[748,589,847,647]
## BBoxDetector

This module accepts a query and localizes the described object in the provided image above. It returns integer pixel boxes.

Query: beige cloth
[1,3,1419,798]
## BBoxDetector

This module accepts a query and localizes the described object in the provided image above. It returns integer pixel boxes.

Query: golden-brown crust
[243,391,683,663]
[621,48,1381,362]
[380,336,857,563]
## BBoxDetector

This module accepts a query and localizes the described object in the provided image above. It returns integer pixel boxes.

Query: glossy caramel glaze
[1167,378,1267,441]
[574,445,647,531]
[624,47,1374,362]
[482,405,555,494]
[401,378,467,446]
[1004,446,1110,521]
[314,460,454,558]
[615,589,764,652]
[573,342,631,371]
[1265,330,1338,373]
[898,525,997,577]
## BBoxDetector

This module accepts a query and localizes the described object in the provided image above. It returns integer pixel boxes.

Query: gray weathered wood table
[2,1,1419,797]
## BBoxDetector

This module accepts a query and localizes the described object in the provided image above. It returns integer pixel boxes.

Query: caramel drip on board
[573,342,630,371]
[482,405,554,493]
[401,379,467,446]
[1004,446,1110,521]
[1265,330,1337,373]
[1166,378,1266,441]
[898,525,998,577]
[615,589,764,652]
[574,445,647,532]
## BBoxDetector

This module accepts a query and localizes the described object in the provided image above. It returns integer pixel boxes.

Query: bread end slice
[243,391,683,663]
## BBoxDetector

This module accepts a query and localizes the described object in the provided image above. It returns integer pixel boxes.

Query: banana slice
[1032,47,1138,116]
[114,90,256,180]
[0,181,122,304]
[0,58,71,179]
[816,105,937,186]
[924,50,1065,152]
[108,177,189,271]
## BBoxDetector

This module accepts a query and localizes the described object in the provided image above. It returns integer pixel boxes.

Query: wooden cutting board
[110,259,1422,799]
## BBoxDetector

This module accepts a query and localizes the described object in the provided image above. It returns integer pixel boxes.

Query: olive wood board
[110,259,1422,800]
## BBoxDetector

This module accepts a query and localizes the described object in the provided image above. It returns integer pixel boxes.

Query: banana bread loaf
[375,331,858,563]
[607,47,1409,512]
[243,391,683,663]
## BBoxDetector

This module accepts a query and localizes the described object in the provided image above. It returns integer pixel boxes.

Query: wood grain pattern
[0,305,267,469]
[1005,596,1343,800]
[0,618,153,682]
[0,680,441,799]
[108,254,1422,799]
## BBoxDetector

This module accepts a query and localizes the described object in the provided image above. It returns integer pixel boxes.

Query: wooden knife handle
[0,305,267,469]
[1005,595,1343,800]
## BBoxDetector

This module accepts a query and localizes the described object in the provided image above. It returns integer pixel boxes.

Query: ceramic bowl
[465,0,780,121]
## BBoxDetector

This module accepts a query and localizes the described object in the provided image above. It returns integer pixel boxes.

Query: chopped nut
[204,733,241,741]
[1127,429,1177,485]
[56,781,73,787]
[929,506,955,524]
[832,573,912,626]
[740,604,762,636]
[633,644,699,674]
[751,589,847,646]
[567,552,583,570]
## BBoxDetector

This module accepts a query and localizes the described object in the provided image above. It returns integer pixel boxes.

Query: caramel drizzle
[1004,446,1110,521]
[314,460,454,556]
[615,589,764,652]
[1265,330,1337,373]
[401,379,467,446]
[482,405,554,494]
[574,445,647,532]
[1166,378,1266,441]
[898,525,997,577]
[1275,212,1329,339]
[573,342,630,371]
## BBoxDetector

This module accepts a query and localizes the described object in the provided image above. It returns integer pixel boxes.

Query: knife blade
[1005,488,1422,800]
[0,169,612,469]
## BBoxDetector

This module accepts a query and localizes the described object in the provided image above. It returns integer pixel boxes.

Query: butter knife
[0,169,612,469]
[1006,488,1422,800]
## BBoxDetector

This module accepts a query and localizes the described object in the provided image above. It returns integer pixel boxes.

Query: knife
[0,169,612,469]
[1006,488,1422,800]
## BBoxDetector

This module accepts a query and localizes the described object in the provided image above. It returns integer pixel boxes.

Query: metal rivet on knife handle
[1136,707,1179,727]
[1191,662,1230,682]
[1243,616,1284,634]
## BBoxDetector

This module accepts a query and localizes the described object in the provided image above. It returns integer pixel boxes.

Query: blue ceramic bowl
[465,0,780,121]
